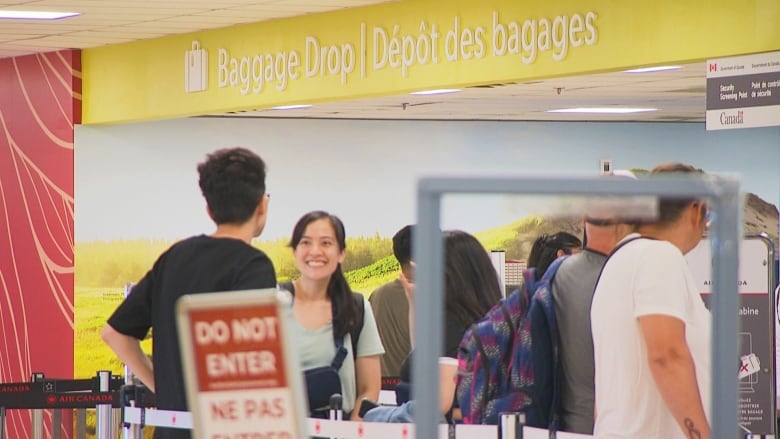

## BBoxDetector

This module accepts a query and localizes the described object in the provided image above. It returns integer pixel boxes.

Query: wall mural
[0,50,80,439]
[0,51,775,437]
[74,117,780,391]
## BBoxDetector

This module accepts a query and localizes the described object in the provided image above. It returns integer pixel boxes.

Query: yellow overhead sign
[82,0,780,124]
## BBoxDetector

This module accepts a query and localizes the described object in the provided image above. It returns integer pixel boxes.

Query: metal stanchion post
[0,406,6,439]
[328,393,343,439]
[135,384,149,438]
[121,284,143,439]
[76,409,86,439]
[328,394,343,422]
[31,372,44,439]
[121,381,144,439]
[122,344,131,439]
[52,409,61,439]
[96,371,113,439]
[112,406,122,439]
[497,412,525,439]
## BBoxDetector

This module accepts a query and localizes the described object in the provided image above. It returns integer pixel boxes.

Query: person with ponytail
[286,210,384,419]
[527,231,582,280]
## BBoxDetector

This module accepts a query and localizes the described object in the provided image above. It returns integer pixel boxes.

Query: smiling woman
[285,210,384,420]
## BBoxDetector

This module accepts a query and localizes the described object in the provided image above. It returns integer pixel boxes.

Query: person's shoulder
[168,234,238,251]
[552,253,581,290]
[631,237,684,258]
[243,242,272,259]
[175,235,273,265]
[169,234,206,247]
[581,248,609,265]
[207,236,272,257]
[558,251,582,269]
[557,249,601,273]
[159,235,208,257]
[369,279,402,301]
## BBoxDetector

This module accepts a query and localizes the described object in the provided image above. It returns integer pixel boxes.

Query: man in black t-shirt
[102,147,277,439]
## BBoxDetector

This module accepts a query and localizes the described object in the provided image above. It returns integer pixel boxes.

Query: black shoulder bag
[304,336,349,416]
[280,281,364,417]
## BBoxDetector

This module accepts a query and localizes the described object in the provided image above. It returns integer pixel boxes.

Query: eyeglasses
[698,201,713,230]
[705,209,714,229]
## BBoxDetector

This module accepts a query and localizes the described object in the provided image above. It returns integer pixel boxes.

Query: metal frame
[411,174,741,439]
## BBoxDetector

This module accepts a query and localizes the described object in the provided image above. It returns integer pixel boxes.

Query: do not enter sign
[177,289,307,439]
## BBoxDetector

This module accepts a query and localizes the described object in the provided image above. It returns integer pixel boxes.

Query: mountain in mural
[480,191,778,261]
[744,192,779,245]
[474,215,583,262]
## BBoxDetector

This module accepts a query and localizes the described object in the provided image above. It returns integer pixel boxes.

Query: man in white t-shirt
[591,162,712,439]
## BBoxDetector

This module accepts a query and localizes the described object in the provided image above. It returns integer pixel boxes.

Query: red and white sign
[177,289,306,439]
[705,51,780,130]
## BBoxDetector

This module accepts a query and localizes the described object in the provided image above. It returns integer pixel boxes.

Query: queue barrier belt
[0,375,128,409]
[121,406,593,439]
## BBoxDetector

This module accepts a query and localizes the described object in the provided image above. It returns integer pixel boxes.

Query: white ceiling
[0,0,398,58]
[221,63,706,122]
[0,0,707,122]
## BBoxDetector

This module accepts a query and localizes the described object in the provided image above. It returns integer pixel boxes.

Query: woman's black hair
[443,230,503,326]
[289,210,360,338]
[527,231,582,279]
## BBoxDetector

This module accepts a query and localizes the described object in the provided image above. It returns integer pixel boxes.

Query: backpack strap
[609,234,647,258]
[330,335,349,370]
[522,267,538,303]
[540,255,568,283]
[349,292,365,358]
[523,254,568,300]
[592,235,648,289]
[280,281,364,362]
[279,281,294,295]
[536,254,568,431]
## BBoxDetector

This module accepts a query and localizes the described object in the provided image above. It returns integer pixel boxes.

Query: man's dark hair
[649,162,705,225]
[197,147,267,225]
[392,225,414,266]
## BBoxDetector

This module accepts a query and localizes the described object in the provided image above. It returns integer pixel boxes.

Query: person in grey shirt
[552,214,635,433]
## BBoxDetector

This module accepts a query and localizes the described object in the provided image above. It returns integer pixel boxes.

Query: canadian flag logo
[708,63,718,72]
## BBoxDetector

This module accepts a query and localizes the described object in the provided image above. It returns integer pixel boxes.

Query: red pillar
[0,49,79,439]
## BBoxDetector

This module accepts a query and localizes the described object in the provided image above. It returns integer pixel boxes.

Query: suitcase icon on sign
[185,41,208,93]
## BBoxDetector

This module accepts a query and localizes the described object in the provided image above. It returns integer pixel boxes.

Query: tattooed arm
[639,315,711,439]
